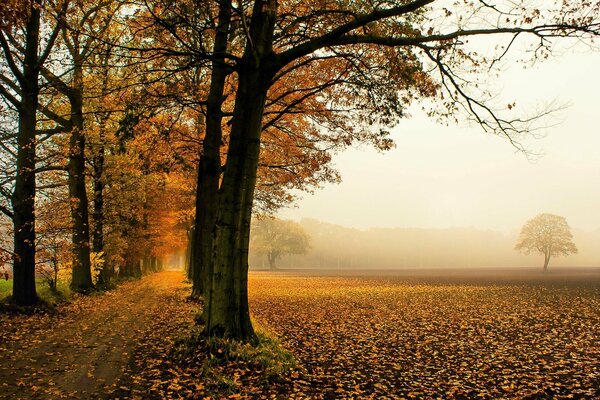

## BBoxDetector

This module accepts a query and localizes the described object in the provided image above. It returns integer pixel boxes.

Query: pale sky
[278,48,600,233]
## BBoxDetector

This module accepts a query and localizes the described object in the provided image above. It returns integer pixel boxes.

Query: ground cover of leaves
[248,273,600,399]
[122,271,600,399]
[0,272,197,399]
[1,270,599,399]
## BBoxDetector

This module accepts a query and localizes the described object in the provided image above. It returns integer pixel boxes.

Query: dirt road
[0,271,195,400]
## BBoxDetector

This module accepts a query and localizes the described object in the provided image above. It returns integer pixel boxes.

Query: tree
[40,0,122,292]
[1,1,198,302]
[128,0,600,340]
[196,0,599,340]
[250,218,310,270]
[0,0,62,305]
[515,213,578,271]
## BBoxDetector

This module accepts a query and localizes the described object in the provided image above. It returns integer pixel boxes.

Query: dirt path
[0,271,194,400]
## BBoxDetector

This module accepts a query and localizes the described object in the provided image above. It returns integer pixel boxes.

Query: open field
[249,268,600,398]
[254,267,600,286]
[0,268,598,399]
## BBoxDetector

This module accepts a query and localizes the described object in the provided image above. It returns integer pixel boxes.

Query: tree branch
[276,0,435,66]
[0,31,25,86]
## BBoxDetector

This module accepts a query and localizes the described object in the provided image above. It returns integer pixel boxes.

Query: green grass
[0,278,72,305]
[0,279,10,298]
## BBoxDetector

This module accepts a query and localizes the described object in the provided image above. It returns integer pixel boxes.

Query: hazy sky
[278,47,600,233]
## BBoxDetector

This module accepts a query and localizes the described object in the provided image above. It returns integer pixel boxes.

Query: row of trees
[0,0,342,306]
[1,0,599,340]
[0,0,197,303]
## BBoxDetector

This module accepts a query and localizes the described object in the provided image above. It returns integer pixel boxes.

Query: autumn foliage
[4,271,597,399]
[515,213,578,271]
[0,0,599,398]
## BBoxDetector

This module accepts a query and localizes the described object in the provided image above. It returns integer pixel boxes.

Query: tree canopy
[515,213,578,271]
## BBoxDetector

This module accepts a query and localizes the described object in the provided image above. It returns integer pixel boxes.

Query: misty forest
[0,0,599,399]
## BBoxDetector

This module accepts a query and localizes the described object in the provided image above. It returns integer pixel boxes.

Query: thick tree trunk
[92,49,111,286]
[120,260,133,278]
[11,2,40,305]
[204,68,272,339]
[141,256,148,275]
[191,1,232,300]
[11,4,41,306]
[203,0,277,341]
[186,226,194,280]
[11,107,37,305]
[134,259,142,278]
[68,84,93,291]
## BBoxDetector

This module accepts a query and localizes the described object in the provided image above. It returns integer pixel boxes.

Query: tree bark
[191,0,232,300]
[92,47,112,286]
[120,260,133,278]
[92,129,107,284]
[186,225,194,280]
[204,71,266,339]
[68,71,93,291]
[204,0,277,340]
[11,3,41,306]
[91,99,111,285]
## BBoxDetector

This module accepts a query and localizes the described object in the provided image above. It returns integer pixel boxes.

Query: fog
[249,219,600,270]
[275,43,600,230]
[271,47,600,270]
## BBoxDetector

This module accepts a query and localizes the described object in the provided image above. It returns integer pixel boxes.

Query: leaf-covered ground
[0,272,196,399]
[249,272,600,399]
[1,269,599,399]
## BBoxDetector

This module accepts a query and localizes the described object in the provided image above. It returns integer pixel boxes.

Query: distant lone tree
[515,213,578,272]
[251,218,310,270]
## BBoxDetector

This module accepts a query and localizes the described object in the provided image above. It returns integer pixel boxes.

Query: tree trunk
[120,260,133,278]
[68,83,93,291]
[92,47,112,286]
[92,127,107,285]
[267,251,278,270]
[191,0,232,300]
[186,226,194,280]
[203,0,277,341]
[11,4,41,306]
[52,254,59,292]
[134,259,142,278]
[543,253,550,272]
[204,72,265,339]
[204,68,272,339]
